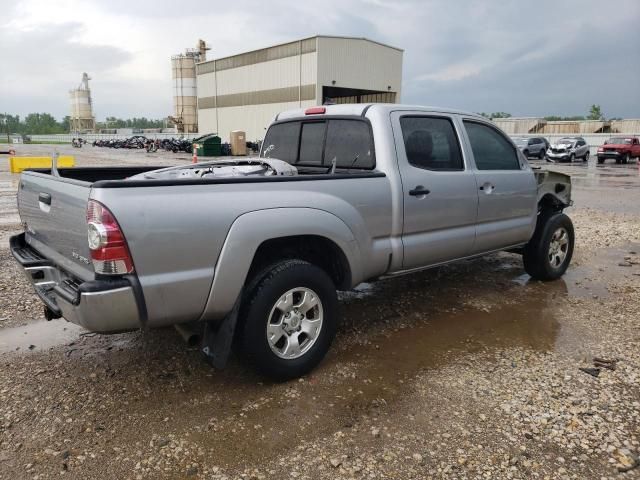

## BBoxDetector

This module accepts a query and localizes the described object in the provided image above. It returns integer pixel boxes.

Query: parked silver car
[513,137,548,159]
[547,137,590,162]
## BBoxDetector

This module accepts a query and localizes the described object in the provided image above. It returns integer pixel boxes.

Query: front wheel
[584,151,590,162]
[569,153,575,162]
[538,148,546,159]
[239,260,338,381]
[523,213,574,281]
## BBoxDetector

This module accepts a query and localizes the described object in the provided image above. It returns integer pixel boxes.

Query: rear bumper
[10,233,143,332]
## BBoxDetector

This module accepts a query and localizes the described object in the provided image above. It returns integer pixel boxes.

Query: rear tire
[569,153,575,162]
[538,149,546,159]
[523,213,574,281]
[597,157,604,164]
[239,259,338,381]
[584,151,590,162]
[623,153,630,164]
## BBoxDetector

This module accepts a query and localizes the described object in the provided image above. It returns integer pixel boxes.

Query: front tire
[239,260,338,381]
[523,213,574,281]
[538,149,546,159]
[569,153,575,162]
[584,151,590,162]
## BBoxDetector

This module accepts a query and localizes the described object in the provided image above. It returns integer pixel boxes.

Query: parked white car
[547,137,590,162]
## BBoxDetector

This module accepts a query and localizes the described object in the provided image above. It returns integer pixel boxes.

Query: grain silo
[171,39,210,133]
[69,73,96,133]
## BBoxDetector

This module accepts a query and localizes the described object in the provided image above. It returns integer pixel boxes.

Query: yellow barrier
[9,156,75,174]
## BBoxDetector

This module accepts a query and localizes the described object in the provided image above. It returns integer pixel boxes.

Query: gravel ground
[0,147,639,479]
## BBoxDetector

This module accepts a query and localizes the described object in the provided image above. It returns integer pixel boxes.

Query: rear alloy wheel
[584,151,590,162]
[523,213,574,281]
[239,260,338,380]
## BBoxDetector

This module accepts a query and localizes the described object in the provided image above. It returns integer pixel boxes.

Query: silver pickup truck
[11,104,573,380]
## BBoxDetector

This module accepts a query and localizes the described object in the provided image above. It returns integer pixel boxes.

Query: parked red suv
[597,136,640,164]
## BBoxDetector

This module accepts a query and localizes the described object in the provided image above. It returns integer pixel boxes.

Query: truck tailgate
[18,172,95,281]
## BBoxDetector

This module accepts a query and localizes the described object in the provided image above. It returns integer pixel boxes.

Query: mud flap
[201,294,241,369]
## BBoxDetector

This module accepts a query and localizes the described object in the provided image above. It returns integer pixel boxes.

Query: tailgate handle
[38,193,52,205]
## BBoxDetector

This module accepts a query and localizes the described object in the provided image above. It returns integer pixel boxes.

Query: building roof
[198,35,403,67]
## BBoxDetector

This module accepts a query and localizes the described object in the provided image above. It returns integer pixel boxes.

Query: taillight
[86,200,134,275]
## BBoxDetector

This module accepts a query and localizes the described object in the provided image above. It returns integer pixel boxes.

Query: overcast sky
[1,0,639,121]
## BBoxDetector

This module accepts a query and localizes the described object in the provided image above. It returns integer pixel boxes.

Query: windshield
[608,137,632,144]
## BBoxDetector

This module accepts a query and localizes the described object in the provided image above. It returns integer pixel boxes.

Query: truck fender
[199,207,362,322]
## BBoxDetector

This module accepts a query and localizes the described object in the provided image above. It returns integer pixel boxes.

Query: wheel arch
[198,208,361,322]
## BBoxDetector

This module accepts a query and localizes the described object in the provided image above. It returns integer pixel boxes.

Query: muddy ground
[0,146,639,479]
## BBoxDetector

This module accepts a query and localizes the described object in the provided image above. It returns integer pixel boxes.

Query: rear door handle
[479,182,495,193]
[38,193,51,205]
[409,186,430,197]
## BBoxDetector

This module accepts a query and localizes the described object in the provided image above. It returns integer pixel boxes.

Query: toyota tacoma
[11,104,574,380]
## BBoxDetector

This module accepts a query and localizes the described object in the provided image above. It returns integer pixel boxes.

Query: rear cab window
[261,118,375,170]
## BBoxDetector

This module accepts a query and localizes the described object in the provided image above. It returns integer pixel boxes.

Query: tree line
[0,113,167,135]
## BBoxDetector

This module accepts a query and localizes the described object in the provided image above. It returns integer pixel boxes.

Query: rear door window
[324,120,375,169]
[261,121,300,164]
[463,121,520,170]
[400,116,463,171]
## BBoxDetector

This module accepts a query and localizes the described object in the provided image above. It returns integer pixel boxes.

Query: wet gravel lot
[0,146,639,479]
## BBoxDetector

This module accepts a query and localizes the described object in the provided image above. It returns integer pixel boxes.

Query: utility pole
[3,113,10,144]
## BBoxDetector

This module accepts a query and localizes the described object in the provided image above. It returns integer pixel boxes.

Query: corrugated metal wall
[493,119,545,134]
[495,118,640,135]
[612,119,640,133]
[197,47,318,140]
[316,37,403,103]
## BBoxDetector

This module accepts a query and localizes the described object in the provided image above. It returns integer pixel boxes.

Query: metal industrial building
[196,36,403,141]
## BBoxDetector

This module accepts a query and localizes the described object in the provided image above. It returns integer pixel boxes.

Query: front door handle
[38,192,52,205]
[409,186,430,197]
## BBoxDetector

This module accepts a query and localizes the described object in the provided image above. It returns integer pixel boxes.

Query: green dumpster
[193,135,221,157]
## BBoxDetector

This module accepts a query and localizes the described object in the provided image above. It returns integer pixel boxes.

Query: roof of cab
[275,104,487,122]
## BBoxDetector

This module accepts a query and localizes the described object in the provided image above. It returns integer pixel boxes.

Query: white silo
[171,39,209,133]
[69,73,96,133]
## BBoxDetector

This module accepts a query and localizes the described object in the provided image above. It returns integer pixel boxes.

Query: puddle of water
[0,319,86,354]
